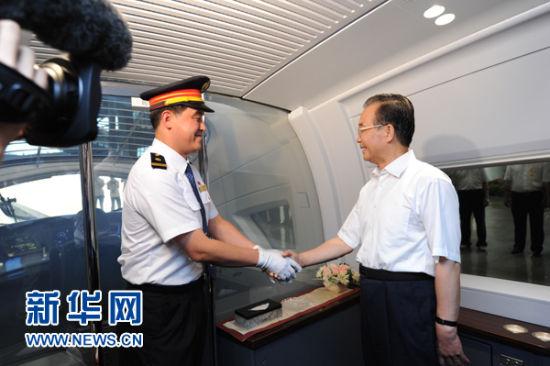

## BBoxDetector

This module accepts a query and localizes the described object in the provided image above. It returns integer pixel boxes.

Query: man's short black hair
[364,94,415,147]
[150,105,188,130]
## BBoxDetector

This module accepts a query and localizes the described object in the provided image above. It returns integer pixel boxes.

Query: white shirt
[338,150,461,276]
[119,139,219,285]
[504,163,550,192]
[448,168,487,191]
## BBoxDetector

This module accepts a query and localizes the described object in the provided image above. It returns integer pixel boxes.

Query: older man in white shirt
[287,94,468,366]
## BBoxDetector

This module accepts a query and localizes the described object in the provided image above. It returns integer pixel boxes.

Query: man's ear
[384,123,395,143]
[160,110,174,130]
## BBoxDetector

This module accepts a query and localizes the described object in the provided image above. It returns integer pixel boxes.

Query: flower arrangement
[316,263,360,292]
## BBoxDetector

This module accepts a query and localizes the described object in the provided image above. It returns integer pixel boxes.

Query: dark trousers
[511,191,544,253]
[111,197,121,210]
[457,189,486,246]
[360,267,438,366]
[118,278,206,366]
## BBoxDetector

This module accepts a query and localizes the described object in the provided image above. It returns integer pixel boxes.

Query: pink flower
[317,263,360,288]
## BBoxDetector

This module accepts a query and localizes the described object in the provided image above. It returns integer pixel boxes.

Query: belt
[126,277,203,294]
[360,266,433,281]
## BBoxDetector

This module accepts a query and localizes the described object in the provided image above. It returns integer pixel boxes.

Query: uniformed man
[285,94,469,366]
[118,76,300,365]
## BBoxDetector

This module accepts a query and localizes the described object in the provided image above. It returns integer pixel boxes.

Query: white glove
[256,248,299,281]
[287,257,302,274]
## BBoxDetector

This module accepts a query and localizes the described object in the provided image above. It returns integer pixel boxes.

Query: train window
[444,162,550,286]
[0,145,86,364]
[0,94,153,364]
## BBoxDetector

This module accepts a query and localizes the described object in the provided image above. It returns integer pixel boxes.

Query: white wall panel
[247,0,549,110]
[342,8,550,117]
[289,108,340,240]
[308,103,367,227]
[412,47,550,165]
[341,10,550,166]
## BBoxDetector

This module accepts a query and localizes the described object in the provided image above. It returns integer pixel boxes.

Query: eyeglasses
[358,124,383,134]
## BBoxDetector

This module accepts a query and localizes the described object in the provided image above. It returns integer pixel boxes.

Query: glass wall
[92,95,153,295]
[203,94,325,321]
[0,141,86,364]
[445,162,550,286]
[0,95,154,365]
[0,90,325,364]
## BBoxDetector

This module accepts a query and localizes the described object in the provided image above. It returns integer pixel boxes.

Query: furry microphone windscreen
[0,0,132,70]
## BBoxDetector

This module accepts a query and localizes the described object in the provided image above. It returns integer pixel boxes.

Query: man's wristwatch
[435,316,458,327]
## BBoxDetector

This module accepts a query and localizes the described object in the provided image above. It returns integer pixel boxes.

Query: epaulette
[150,153,167,170]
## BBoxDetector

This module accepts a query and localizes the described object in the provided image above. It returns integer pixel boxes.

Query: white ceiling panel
[29,0,385,96]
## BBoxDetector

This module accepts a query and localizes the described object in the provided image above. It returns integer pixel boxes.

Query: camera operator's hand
[0,19,48,159]
[0,20,47,89]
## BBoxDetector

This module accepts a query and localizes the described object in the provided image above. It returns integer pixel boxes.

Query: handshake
[256,247,301,282]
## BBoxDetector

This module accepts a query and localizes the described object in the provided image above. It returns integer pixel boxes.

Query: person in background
[94,176,105,210]
[285,94,469,366]
[107,177,121,210]
[447,168,489,251]
[504,163,550,257]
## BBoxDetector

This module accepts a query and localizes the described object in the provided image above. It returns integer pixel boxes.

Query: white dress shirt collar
[151,138,190,173]
[372,150,414,178]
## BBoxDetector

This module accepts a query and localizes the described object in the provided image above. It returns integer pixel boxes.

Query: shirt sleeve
[337,200,362,249]
[416,176,461,263]
[207,199,219,220]
[135,171,202,243]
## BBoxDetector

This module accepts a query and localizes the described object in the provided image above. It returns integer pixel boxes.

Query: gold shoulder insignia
[150,153,167,170]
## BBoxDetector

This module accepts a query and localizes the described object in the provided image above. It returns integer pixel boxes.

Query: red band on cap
[149,89,203,106]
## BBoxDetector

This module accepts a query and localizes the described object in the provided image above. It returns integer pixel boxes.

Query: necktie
[184,164,209,235]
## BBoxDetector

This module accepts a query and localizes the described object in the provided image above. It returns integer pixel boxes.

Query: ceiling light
[435,13,455,26]
[423,5,445,19]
